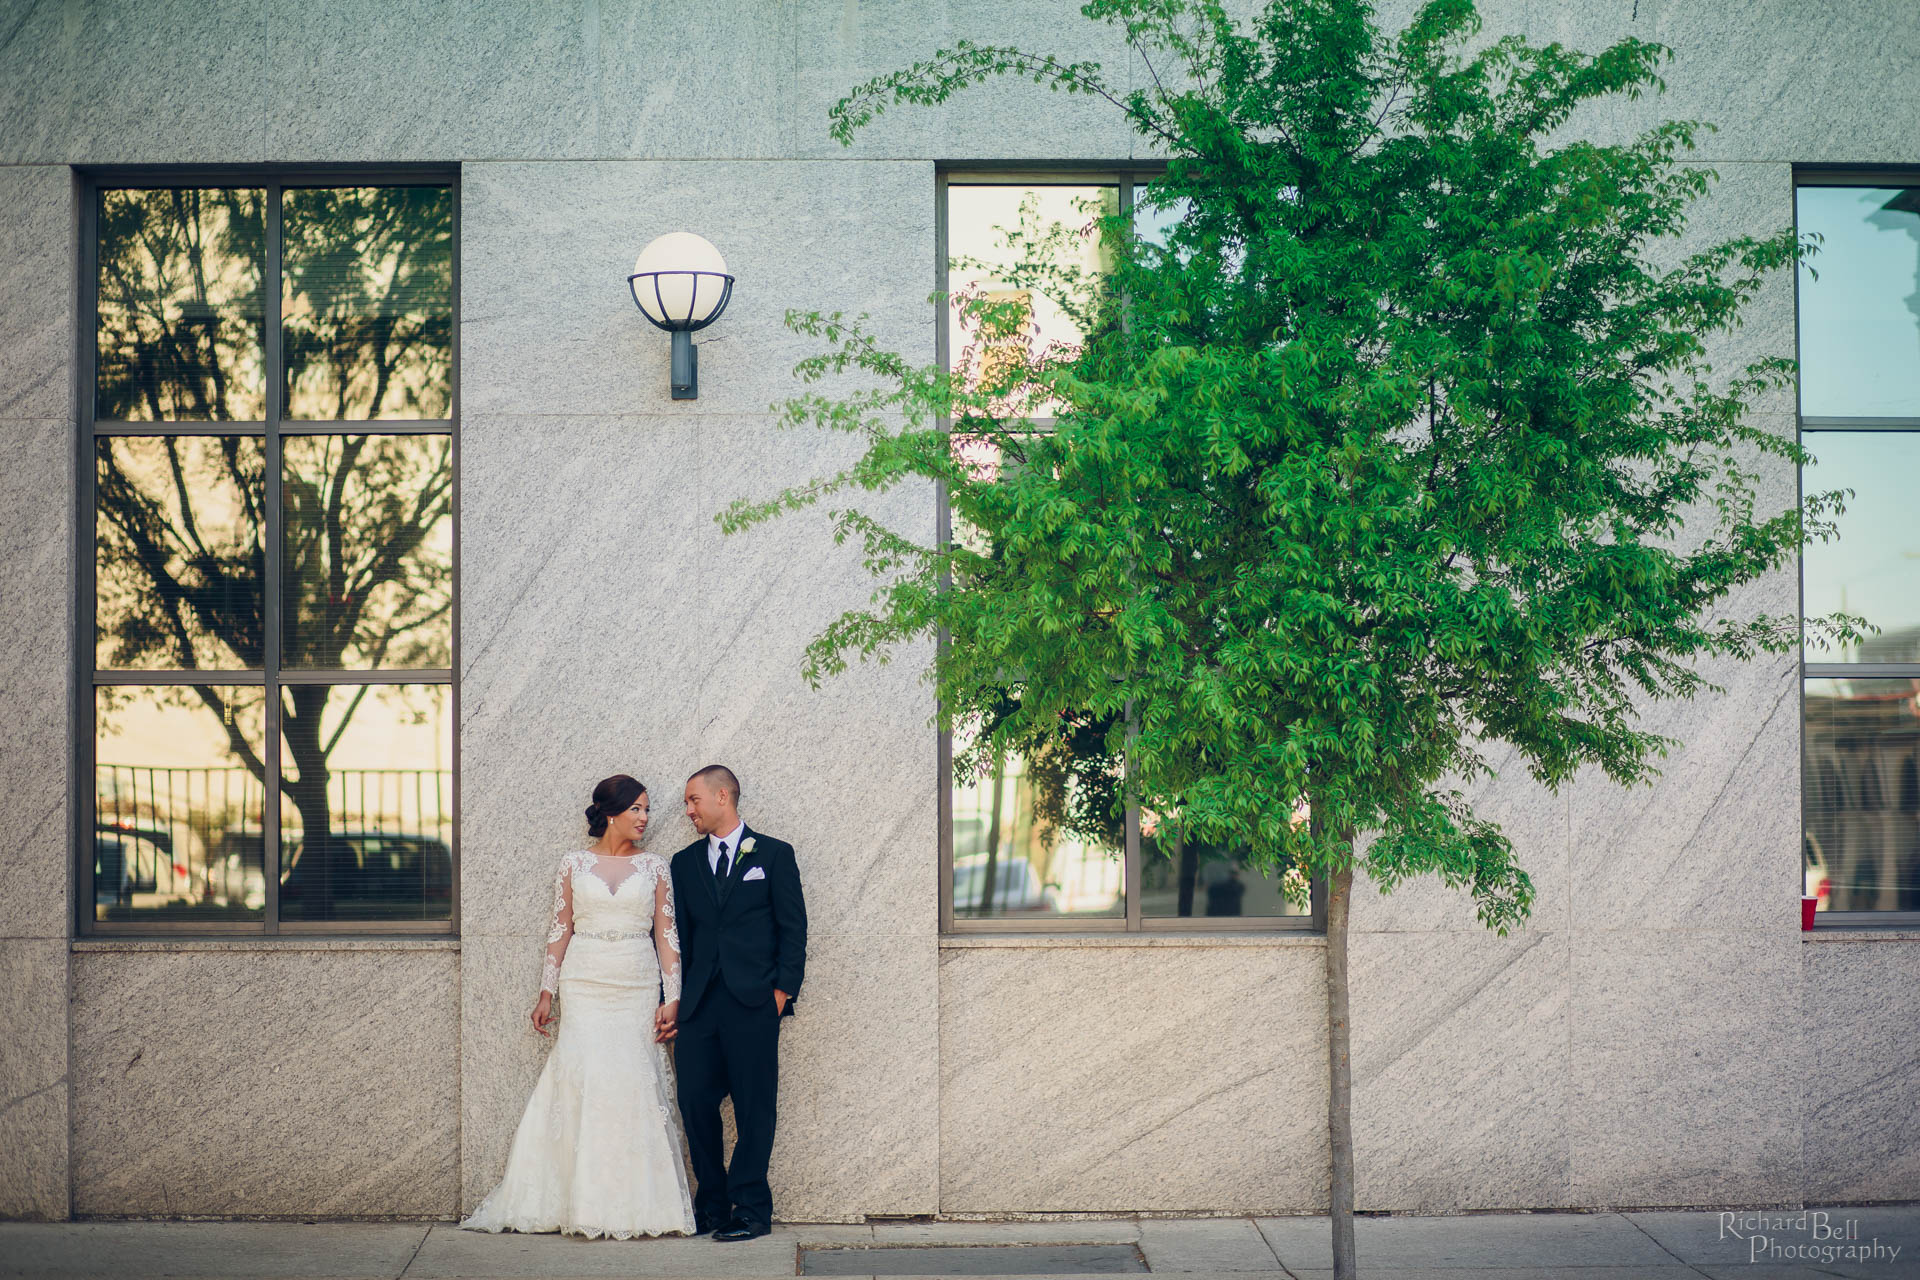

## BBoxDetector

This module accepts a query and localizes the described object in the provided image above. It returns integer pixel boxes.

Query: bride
[460,774,697,1238]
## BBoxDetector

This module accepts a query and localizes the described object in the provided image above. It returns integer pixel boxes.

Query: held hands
[532,990,555,1038]
[654,999,679,1044]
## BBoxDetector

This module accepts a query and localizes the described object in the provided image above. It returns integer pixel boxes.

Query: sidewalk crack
[1621,1211,1712,1278]
[394,1222,432,1278]
[1252,1214,1302,1278]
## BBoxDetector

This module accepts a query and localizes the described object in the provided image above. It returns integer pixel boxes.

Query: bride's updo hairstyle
[584,774,647,838]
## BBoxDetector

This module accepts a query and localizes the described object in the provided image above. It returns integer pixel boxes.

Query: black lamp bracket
[628,270,735,401]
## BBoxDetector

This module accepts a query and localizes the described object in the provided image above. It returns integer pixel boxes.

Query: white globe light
[630,232,731,328]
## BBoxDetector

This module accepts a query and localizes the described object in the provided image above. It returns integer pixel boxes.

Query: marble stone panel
[1509,1,1920,165]
[1350,930,1572,1211]
[788,0,1140,161]
[263,0,598,163]
[939,942,1328,1214]
[595,0,799,160]
[71,947,458,1217]
[228,0,1145,164]
[459,159,933,422]
[456,411,936,940]
[460,931,938,1219]
[1800,937,1920,1202]
[456,413,709,937]
[0,939,69,1219]
[0,167,74,420]
[1568,929,1803,1207]
[1352,740,1569,935]
[0,416,74,942]
[1652,164,1799,421]
[1364,2,1920,168]
[767,932,939,1219]
[1567,643,1801,933]
[692,418,938,939]
[459,932,556,1210]
[0,0,268,165]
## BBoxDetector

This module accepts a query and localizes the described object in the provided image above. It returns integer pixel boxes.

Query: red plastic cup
[1801,895,1819,931]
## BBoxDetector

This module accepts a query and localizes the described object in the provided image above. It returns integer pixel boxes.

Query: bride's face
[611,793,650,846]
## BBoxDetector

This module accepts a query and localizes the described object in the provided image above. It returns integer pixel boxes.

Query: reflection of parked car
[952,854,1060,913]
[1804,833,1831,912]
[206,828,268,910]
[93,824,171,908]
[281,829,453,916]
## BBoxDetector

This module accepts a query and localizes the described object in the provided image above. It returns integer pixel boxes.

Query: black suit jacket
[670,825,807,1022]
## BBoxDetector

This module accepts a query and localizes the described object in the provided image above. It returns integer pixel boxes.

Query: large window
[936,169,1315,932]
[1798,172,1920,921]
[80,171,457,934]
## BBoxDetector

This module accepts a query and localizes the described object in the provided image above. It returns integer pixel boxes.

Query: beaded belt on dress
[574,928,648,941]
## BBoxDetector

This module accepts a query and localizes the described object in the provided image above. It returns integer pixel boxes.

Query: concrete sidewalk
[2,1207,1917,1279]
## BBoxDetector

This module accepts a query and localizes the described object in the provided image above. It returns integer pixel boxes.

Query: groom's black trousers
[674,975,781,1229]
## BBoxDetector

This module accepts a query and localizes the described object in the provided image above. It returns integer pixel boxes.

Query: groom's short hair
[689,764,741,804]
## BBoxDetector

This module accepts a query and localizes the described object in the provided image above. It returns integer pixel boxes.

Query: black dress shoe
[690,1214,723,1236]
[712,1218,771,1241]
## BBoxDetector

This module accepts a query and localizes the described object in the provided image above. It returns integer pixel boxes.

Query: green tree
[728,2,1851,1272]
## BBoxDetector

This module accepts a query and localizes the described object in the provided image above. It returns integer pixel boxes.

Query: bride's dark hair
[585,774,647,838]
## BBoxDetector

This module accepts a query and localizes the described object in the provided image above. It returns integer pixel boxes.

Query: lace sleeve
[653,856,681,1006]
[540,855,578,996]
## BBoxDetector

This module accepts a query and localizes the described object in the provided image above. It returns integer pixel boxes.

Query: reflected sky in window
[1803,431,1920,661]
[1797,186,1920,419]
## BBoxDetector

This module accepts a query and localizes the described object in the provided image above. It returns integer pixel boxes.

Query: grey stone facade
[1,0,1916,1222]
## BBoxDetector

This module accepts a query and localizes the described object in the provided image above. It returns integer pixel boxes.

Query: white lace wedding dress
[460,850,697,1239]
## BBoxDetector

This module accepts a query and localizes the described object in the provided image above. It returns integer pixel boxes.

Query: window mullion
[262,182,284,935]
[76,180,99,934]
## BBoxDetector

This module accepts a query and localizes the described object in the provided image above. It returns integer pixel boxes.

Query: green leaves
[742,0,1819,931]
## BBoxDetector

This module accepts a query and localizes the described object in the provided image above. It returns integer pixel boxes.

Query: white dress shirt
[707,820,747,876]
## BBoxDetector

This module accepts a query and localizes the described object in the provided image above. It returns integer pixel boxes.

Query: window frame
[72,164,461,938]
[934,164,1324,935]
[1794,164,1920,927]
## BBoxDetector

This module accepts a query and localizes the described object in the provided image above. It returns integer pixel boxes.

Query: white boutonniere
[739,837,757,855]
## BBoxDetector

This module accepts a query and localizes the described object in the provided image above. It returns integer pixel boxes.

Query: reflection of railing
[94,764,452,910]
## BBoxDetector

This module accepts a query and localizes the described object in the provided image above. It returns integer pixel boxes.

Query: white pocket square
[742,866,766,881]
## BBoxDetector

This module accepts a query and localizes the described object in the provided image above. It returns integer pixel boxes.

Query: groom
[666,765,808,1241]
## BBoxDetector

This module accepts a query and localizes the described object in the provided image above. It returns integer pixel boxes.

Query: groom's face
[684,778,730,834]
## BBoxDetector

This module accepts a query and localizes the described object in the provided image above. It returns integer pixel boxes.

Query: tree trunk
[1175,834,1198,916]
[980,753,1004,912]
[278,687,339,919]
[1326,858,1357,1279]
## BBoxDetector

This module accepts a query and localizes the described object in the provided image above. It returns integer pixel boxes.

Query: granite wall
[1,0,1917,1221]
[0,161,74,1221]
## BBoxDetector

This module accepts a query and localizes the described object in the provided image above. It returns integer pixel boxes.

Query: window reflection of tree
[96,188,266,421]
[283,187,452,420]
[959,697,1123,915]
[279,435,451,918]
[93,185,454,922]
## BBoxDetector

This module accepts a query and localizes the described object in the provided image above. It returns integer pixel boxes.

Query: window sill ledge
[73,937,461,953]
[940,932,1323,949]
[1801,927,1920,942]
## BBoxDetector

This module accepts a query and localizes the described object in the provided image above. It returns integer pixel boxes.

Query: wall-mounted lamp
[628,232,734,400]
